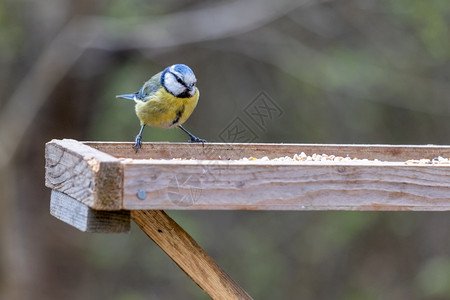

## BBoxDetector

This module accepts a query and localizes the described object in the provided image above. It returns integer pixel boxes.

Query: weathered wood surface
[84,141,450,161]
[123,160,450,211]
[131,210,252,300]
[46,140,450,211]
[50,190,130,233]
[45,139,123,210]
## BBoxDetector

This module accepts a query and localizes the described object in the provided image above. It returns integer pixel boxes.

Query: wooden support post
[131,210,253,300]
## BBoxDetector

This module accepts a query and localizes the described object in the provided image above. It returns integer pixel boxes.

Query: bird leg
[133,125,145,153]
[178,125,206,144]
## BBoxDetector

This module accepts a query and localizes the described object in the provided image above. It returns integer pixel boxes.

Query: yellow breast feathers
[135,86,199,129]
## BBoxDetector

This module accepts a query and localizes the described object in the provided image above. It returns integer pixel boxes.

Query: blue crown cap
[171,64,194,76]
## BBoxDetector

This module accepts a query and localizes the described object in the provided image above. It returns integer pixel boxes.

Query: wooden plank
[50,190,130,233]
[131,210,252,300]
[123,160,450,211]
[84,142,450,161]
[45,140,450,211]
[45,139,123,210]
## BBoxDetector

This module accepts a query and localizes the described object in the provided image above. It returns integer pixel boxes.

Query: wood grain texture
[131,210,252,300]
[123,160,450,211]
[45,139,123,210]
[84,142,450,161]
[50,190,130,233]
[46,140,450,211]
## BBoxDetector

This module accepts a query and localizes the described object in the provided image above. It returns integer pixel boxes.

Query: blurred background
[1,0,450,299]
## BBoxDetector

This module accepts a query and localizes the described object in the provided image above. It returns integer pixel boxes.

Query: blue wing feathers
[116,71,163,102]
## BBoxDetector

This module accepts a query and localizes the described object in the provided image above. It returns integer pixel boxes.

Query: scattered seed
[239,153,450,164]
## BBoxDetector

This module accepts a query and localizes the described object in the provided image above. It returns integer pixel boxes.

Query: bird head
[162,64,197,98]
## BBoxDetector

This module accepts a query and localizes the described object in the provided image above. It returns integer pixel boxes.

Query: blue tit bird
[116,64,206,152]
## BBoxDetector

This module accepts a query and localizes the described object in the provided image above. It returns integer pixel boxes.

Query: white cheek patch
[164,72,186,96]
[184,73,196,87]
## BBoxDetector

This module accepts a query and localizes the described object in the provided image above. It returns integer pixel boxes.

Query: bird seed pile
[241,152,450,164]
[135,152,449,164]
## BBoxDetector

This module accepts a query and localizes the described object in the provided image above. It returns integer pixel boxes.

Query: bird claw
[189,136,206,144]
[133,135,143,153]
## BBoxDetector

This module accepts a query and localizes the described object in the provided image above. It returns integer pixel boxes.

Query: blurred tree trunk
[0,1,108,298]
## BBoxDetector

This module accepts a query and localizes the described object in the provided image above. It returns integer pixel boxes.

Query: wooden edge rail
[84,141,450,161]
[132,210,252,300]
[45,139,450,212]
[122,159,450,211]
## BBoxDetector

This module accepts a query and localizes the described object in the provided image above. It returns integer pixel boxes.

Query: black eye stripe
[170,72,187,87]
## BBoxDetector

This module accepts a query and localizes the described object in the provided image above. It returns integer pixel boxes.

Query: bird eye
[176,77,183,84]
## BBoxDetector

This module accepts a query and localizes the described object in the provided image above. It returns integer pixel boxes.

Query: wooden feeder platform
[45,139,450,299]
